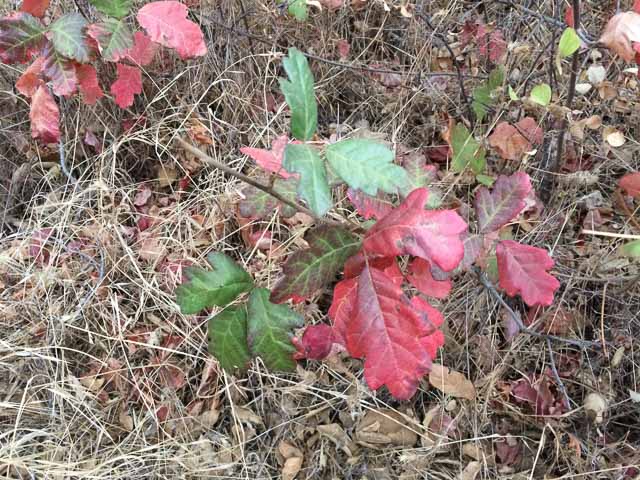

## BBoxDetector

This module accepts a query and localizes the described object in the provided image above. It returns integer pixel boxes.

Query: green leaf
[87,18,133,62]
[472,66,503,122]
[558,27,580,58]
[451,123,486,174]
[88,0,133,19]
[530,83,552,106]
[176,253,254,315]
[209,306,251,372]
[238,177,298,219]
[48,13,90,62]
[283,0,307,20]
[508,85,519,101]
[283,144,332,216]
[271,226,361,303]
[247,288,303,371]
[325,139,410,196]
[279,47,317,141]
[476,174,495,186]
[619,240,640,259]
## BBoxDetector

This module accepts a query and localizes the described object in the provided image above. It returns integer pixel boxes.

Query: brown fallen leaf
[429,364,476,400]
[278,441,303,480]
[600,11,640,62]
[356,409,417,448]
[488,117,543,160]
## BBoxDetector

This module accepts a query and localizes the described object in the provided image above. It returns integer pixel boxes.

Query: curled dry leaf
[429,364,476,400]
[603,126,626,147]
[583,392,607,424]
[600,11,640,62]
[356,409,418,448]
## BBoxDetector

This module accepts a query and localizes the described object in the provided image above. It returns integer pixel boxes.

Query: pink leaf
[600,12,640,62]
[474,172,533,233]
[30,85,60,143]
[240,135,293,178]
[20,0,50,18]
[76,64,103,105]
[42,45,78,97]
[407,258,452,299]
[110,63,142,108]
[126,31,158,66]
[347,188,393,220]
[363,188,467,272]
[619,172,640,198]
[337,38,350,60]
[136,1,206,59]
[16,56,44,97]
[496,240,560,307]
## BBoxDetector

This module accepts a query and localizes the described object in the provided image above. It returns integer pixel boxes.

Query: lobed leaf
[136,1,206,59]
[76,63,104,105]
[496,240,560,307]
[247,288,303,371]
[347,188,393,220]
[488,117,543,161]
[208,306,251,372]
[49,13,90,62]
[283,143,332,217]
[88,0,133,19]
[240,134,293,178]
[16,56,44,97]
[0,12,46,64]
[474,172,532,233]
[325,139,410,196]
[279,47,317,141]
[110,62,142,108]
[87,18,134,62]
[363,188,467,272]
[450,122,486,174]
[20,0,50,18]
[176,252,254,315]
[30,84,60,143]
[271,226,361,303]
[42,45,78,96]
[238,177,298,219]
[125,31,157,66]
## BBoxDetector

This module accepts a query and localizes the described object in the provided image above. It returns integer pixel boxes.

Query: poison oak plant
[176,48,564,400]
[0,0,206,143]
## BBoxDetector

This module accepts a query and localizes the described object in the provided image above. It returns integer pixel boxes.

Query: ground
[1,0,640,479]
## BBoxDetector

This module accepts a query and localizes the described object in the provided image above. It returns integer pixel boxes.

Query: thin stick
[176,138,347,229]
[581,230,640,240]
[546,338,572,408]
[475,268,600,349]
[600,283,609,358]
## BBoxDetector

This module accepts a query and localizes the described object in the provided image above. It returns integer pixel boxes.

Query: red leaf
[407,258,451,299]
[110,63,142,108]
[20,0,49,17]
[565,6,575,27]
[332,265,443,399]
[343,252,403,285]
[496,240,560,307]
[16,56,44,97]
[619,172,640,198]
[489,117,543,161]
[363,188,467,272]
[42,45,78,96]
[474,172,533,233]
[293,324,337,360]
[76,64,103,105]
[136,1,206,59]
[125,31,158,66]
[347,188,393,220]
[30,85,60,143]
[240,135,293,178]
[635,0,640,14]
[600,12,640,62]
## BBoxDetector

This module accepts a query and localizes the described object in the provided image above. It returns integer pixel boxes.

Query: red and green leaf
[496,240,560,307]
[0,12,46,64]
[42,45,78,96]
[270,226,361,304]
[87,18,133,62]
[110,62,142,108]
[49,13,90,63]
[30,85,59,143]
[240,134,293,179]
[474,172,532,233]
[238,177,298,219]
[136,1,206,59]
[347,188,393,220]
[363,188,467,272]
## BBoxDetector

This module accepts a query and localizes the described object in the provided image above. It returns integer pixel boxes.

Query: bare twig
[546,338,573,408]
[176,138,351,229]
[474,267,601,349]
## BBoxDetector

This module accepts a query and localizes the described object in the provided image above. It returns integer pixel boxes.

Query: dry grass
[1,0,640,478]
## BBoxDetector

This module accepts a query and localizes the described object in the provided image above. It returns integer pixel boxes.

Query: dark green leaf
[209,306,251,372]
[271,226,361,303]
[88,0,133,19]
[472,66,503,122]
[0,12,47,64]
[86,18,133,62]
[49,13,89,62]
[283,143,332,217]
[247,288,303,371]
[325,139,409,196]
[451,123,486,174]
[238,177,298,219]
[279,47,317,140]
[176,252,253,315]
